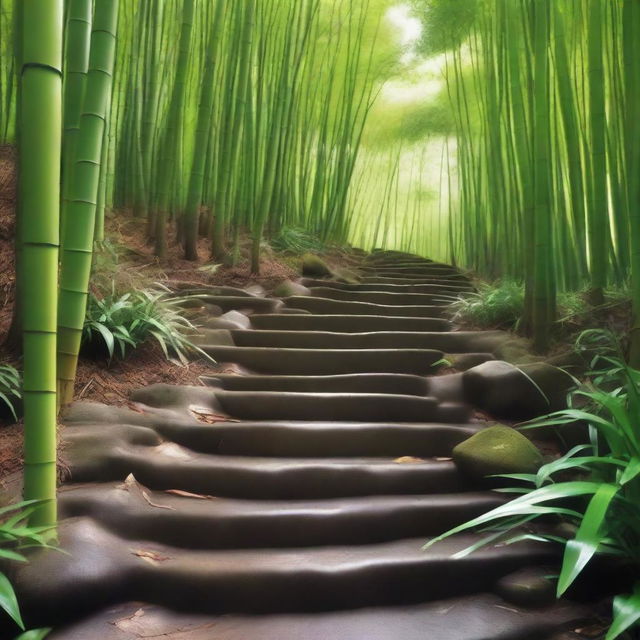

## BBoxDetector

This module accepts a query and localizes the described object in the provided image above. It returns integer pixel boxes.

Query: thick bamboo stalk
[21,0,63,526]
[57,0,118,406]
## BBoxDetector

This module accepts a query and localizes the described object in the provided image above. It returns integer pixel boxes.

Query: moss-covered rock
[452,425,543,480]
[273,280,311,298]
[333,267,360,284]
[301,253,332,277]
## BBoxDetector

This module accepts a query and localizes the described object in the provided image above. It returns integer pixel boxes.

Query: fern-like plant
[0,365,21,421]
[83,288,205,364]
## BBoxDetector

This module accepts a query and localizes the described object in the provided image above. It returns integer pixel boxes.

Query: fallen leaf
[393,456,426,464]
[493,604,520,614]
[131,549,171,565]
[119,473,140,491]
[142,490,176,511]
[189,405,240,424]
[126,402,147,414]
[165,489,217,500]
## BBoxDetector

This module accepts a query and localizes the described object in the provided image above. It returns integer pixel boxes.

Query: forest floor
[0,144,353,486]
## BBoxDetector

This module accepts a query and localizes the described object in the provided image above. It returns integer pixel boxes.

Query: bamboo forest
[1,0,640,638]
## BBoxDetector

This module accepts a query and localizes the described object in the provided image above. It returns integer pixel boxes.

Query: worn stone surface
[10,249,598,639]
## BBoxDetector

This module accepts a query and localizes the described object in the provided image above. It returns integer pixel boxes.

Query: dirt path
[9,251,591,639]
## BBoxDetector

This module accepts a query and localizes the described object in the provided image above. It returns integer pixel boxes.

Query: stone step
[308,287,457,306]
[215,390,467,423]
[15,520,554,625]
[182,295,283,314]
[225,329,506,352]
[250,314,451,332]
[361,275,469,286]
[202,346,444,375]
[143,418,480,457]
[66,444,472,498]
[284,296,447,318]
[59,484,503,548]
[300,277,472,293]
[359,265,465,277]
[48,595,588,640]
[203,372,432,395]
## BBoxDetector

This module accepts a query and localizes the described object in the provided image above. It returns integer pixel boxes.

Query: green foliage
[450,281,524,329]
[0,500,55,636]
[425,331,640,639]
[410,0,478,56]
[271,227,326,254]
[82,288,203,365]
[0,365,21,422]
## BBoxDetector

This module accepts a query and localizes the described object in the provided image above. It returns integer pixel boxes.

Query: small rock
[191,329,235,347]
[203,310,251,331]
[273,280,311,297]
[452,425,544,480]
[301,253,333,277]
[462,360,575,420]
[496,568,557,608]
[449,353,494,371]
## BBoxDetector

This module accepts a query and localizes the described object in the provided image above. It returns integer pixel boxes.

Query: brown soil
[0,145,326,486]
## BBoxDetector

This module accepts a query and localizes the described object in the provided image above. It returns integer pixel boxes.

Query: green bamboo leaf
[557,483,618,596]
[0,572,24,630]
[423,482,602,551]
[14,629,51,640]
[93,323,115,359]
[620,458,640,486]
[607,582,640,640]
[0,549,27,563]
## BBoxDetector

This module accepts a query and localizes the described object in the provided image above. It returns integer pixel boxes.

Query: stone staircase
[11,250,589,639]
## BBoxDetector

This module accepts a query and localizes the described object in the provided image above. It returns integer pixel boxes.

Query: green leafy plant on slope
[83,288,205,365]
[0,501,54,639]
[450,280,525,329]
[0,365,21,421]
[270,227,326,254]
[451,281,631,333]
[425,330,640,639]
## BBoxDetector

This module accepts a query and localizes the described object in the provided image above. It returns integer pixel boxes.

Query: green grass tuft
[450,280,524,329]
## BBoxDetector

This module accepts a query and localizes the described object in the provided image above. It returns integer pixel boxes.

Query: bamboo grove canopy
[1,0,640,522]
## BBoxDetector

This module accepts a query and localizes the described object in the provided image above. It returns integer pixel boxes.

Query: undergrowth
[426,330,640,639]
[270,227,326,254]
[0,501,54,639]
[0,365,21,421]
[451,280,630,336]
[82,288,205,364]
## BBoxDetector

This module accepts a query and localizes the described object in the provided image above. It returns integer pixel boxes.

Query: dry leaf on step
[126,402,147,414]
[393,456,425,464]
[142,490,176,511]
[131,549,171,565]
[190,405,240,424]
[165,489,217,500]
